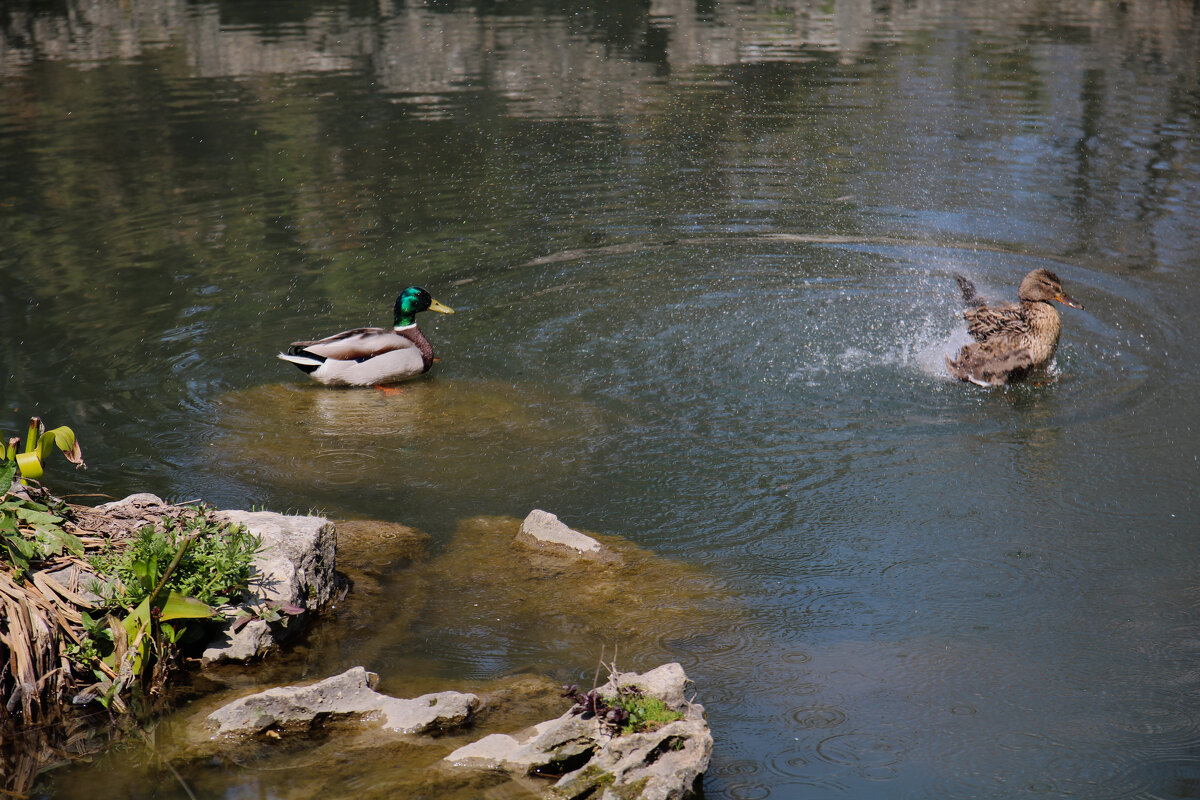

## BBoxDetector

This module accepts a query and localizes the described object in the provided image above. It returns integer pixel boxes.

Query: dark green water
[2,1,1199,797]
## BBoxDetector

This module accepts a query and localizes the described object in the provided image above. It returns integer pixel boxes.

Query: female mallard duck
[278,286,454,387]
[946,269,1082,386]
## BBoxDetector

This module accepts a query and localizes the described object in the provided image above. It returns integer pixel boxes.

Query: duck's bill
[429,298,455,314]
[1055,292,1083,310]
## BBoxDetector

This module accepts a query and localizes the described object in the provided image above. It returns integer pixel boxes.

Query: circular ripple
[816,732,911,769]
[712,759,762,779]
[779,649,814,666]
[762,747,814,781]
[710,759,770,800]
[790,705,848,730]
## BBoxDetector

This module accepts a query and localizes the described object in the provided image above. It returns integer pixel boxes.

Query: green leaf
[14,506,61,527]
[3,529,36,560]
[1,528,35,574]
[49,525,84,556]
[0,458,15,490]
[1,498,49,512]
[24,418,42,454]
[131,556,159,594]
[32,523,85,557]
[122,590,213,640]
[122,597,152,641]
[160,622,184,644]
[32,527,62,557]
[38,426,85,469]
[15,451,42,479]
[159,590,214,621]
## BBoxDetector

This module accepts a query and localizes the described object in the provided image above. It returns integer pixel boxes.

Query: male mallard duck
[946,269,1082,386]
[278,286,454,387]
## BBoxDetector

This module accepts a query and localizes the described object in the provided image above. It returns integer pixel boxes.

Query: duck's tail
[954,274,987,308]
[278,352,324,374]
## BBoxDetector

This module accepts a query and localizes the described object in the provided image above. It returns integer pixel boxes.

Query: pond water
[2,0,1199,797]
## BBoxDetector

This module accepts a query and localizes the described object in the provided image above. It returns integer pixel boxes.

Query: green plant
[89,512,261,608]
[563,683,684,735]
[232,599,305,631]
[65,611,110,666]
[562,651,686,735]
[615,692,683,734]
[2,416,85,481]
[81,509,261,690]
[0,459,85,576]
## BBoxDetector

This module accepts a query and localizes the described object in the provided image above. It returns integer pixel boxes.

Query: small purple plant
[562,683,632,731]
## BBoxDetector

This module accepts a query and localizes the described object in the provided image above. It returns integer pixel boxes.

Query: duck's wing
[946,336,1036,386]
[286,327,414,361]
[963,303,1032,342]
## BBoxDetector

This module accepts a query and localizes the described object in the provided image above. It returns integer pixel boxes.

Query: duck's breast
[1025,304,1062,366]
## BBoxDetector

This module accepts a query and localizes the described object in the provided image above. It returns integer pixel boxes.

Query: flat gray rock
[206,666,478,737]
[445,663,711,800]
[516,509,609,559]
[598,662,691,710]
[446,714,600,772]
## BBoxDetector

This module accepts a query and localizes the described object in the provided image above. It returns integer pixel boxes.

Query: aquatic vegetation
[0,418,86,575]
[562,679,683,736]
[1,482,260,732]
[2,416,84,482]
[0,466,84,577]
[231,599,305,632]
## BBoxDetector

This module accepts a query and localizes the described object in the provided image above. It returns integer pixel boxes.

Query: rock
[202,612,275,662]
[97,492,168,511]
[444,727,552,772]
[516,509,611,560]
[445,663,711,800]
[200,510,338,664]
[551,716,711,800]
[206,666,478,737]
[214,510,338,611]
[598,663,691,711]
[446,714,601,773]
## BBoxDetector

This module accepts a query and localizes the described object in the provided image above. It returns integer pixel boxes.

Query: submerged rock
[414,515,741,675]
[206,666,478,737]
[445,663,711,800]
[211,380,614,501]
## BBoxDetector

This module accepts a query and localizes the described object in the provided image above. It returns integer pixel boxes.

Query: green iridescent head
[393,286,454,328]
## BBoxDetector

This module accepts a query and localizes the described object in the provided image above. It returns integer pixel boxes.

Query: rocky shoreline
[2,495,713,799]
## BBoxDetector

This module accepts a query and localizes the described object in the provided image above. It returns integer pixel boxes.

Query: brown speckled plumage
[946,269,1083,386]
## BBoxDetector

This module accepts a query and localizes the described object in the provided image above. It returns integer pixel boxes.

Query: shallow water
[2,1,1199,797]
